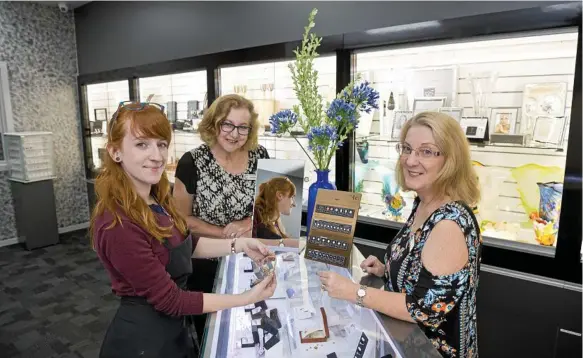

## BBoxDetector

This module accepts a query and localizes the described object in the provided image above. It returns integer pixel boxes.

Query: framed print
[490,107,519,135]
[532,116,567,145]
[94,108,107,122]
[392,110,413,139]
[438,107,463,122]
[407,66,458,106]
[412,97,446,115]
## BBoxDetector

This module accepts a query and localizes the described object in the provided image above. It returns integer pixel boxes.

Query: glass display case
[137,70,207,181]
[201,242,442,358]
[85,80,130,173]
[351,28,578,254]
[219,56,337,207]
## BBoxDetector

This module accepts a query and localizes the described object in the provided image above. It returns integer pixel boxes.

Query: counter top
[200,238,440,358]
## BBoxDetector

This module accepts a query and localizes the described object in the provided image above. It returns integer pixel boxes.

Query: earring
[114,156,121,162]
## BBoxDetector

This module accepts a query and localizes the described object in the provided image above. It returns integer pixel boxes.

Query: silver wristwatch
[356,285,368,307]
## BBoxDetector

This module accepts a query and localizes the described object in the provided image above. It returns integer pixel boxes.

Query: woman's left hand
[223,219,251,239]
[235,237,275,263]
[318,271,358,301]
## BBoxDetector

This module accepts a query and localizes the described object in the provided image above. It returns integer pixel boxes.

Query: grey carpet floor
[0,231,117,358]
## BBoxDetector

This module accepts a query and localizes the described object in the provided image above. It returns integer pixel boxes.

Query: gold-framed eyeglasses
[220,121,251,136]
[396,143,441,158]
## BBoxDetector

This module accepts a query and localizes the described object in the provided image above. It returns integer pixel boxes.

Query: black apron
[99,234,200,358]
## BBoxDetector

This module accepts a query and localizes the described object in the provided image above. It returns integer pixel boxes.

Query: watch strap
[356,284,367,307]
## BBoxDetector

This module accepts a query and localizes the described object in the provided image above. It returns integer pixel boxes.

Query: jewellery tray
[305,189,362,268]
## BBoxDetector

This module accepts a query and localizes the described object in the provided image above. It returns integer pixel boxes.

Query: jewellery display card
[214,248,402,358]
[306,189,362,268]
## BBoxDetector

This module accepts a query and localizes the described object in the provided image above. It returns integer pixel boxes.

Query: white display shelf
[3,131,55,183]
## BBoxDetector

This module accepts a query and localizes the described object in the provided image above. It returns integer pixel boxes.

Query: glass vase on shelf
[306,169,337,233]
[468,71,498,117]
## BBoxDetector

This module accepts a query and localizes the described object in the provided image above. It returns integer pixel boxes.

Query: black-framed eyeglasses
[396,143,441,158]
[110,101,166,126]
[220,121,251,136]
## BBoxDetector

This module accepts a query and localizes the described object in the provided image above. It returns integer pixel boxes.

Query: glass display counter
[350,28,578,255]
[200,239,441,358]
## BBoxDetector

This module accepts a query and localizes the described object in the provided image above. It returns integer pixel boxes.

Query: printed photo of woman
[252,177,297,242]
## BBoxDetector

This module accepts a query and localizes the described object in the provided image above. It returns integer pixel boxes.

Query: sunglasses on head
[109,101,166,128]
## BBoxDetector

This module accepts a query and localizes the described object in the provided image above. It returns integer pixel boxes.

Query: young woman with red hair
[91,102,276,358]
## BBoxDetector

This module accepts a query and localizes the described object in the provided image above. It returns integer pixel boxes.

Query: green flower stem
[290,134,318,168]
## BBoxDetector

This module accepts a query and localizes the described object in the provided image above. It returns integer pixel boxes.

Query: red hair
[90,104,188,247]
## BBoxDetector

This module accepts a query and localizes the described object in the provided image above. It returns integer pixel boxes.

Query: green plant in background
[268,8,379,171]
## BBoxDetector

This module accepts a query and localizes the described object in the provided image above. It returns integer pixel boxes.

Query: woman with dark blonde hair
[91,101,276,358]
[252,176,297,242]
[174,94,269,240]
[319,111,481,358]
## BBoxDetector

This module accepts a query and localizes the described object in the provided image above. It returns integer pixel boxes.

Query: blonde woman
[252,177,297,244]
[319,111,481,358]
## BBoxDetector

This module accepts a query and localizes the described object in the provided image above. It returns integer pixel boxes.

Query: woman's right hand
[360,255,385,277]
[243,273,277,304]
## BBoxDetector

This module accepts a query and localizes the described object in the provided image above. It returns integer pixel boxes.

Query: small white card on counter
[293,306,314,320]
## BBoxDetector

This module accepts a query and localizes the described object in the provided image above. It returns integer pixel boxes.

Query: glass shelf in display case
[85,80,130,174]
[351,28,578,253]
[219,57,337,207]
[138,70,207,180]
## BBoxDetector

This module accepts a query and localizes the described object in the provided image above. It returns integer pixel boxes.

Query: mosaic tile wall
[0,2,89,241]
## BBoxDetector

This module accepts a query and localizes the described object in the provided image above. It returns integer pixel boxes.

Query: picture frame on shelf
[459,116,489,142]
[391,110,413,139]
[490,107,519,135]
[532,115,567,146]
[406,66,458,106]
[412,97,446,115]
[438,107,464,122]
[94,108,107,122]
[520,82,568,135]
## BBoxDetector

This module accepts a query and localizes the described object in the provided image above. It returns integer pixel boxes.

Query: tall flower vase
[306,169,337,234]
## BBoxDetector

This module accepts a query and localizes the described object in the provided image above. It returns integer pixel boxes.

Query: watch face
[357,288,366,297]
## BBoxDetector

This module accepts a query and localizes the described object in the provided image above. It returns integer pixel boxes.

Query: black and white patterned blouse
[175,143,270,227]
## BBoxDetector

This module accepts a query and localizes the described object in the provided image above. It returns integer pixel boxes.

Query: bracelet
[230,238,237,254]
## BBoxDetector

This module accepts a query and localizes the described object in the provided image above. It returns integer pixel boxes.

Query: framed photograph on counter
[490,107,519,135]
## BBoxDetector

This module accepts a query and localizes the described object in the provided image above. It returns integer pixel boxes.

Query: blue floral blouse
[383,198,482,358]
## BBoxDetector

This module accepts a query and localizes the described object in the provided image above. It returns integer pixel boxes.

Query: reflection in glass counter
[219,250,401,358]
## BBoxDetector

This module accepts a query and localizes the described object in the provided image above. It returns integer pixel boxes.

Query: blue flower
[326,98,357,127]
[307,124,339,152]
[341,81,380,114]
[269,109,298,134]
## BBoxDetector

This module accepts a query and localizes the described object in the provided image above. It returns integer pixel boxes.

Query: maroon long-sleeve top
[93,208,204,316]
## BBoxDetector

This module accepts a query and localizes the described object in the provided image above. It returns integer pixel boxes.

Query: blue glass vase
[306,169,337,234]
